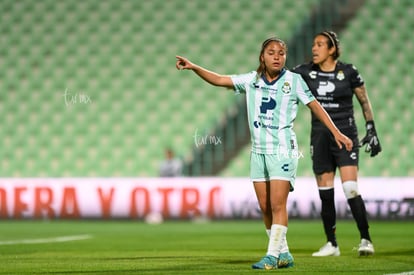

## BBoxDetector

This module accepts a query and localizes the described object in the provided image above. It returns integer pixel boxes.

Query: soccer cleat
[358,238,374,256]
[251,255,278,270]
[312,242,341,257]
[278,252,294,268]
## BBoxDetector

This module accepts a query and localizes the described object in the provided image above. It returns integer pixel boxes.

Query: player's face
[261,41,286,75]
[312,35,334,64]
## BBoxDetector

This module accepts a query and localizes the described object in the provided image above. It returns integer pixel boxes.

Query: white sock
[266,224,287,258]
[280,235,289,253]
[269,228,289,253]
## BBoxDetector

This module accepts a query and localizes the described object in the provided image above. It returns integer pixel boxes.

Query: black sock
[348,195,372,242]
[319,188,337,247]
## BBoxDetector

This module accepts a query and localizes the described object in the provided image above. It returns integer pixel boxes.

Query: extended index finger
[176,55,188,69]
[175,55,185,61]
[175,56,184,69]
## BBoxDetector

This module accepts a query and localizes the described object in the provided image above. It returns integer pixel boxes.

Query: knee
[342,181,359,199]
[257,199,271,215]
[270,202,286,214]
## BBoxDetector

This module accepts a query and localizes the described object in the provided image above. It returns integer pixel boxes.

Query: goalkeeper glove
[359,121,382,157]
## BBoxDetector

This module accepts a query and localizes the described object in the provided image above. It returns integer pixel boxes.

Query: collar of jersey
[261,68,286,85]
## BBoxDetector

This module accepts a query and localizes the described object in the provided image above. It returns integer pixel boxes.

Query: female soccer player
[293,31,381,257]
[176,37,352,269]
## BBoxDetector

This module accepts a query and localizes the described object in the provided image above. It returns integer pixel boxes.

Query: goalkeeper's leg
[344,181,371,241]
[312,172,340,257]
[340,169,374,256]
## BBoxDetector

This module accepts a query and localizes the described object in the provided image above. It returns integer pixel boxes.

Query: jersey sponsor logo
[309,70,336,80]
[309,71,317,79]
[252,83,278,92]
[255,95,278,129]
[318,72,335,78]
[281,164,289,172]
[316,80,335,96]
[350,152,357,160]
[258,114,273,121]
[260,96,276,114]
[321,102,339,108]
[253,121,261,128]
[253,120,279,129]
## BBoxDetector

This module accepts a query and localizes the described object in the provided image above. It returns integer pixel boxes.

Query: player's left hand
[360,121,382,157]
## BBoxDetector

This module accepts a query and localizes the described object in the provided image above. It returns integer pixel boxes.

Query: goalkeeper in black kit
[293,31,381,257]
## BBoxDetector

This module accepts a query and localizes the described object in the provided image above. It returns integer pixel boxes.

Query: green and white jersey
[231,69,315,155]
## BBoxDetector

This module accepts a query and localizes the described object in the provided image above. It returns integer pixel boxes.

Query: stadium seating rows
[221,0,414,177]
[0,0,412,177]
[0,0,319,176]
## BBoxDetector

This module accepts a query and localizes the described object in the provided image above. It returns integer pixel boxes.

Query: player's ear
[329,46,336,57]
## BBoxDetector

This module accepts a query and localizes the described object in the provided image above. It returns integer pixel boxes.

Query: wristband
[366,121,375,131]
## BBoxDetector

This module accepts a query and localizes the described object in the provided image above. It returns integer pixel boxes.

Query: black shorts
[310,123,359,175]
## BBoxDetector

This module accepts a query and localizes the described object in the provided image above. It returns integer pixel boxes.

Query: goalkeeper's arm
[354,85,382,157]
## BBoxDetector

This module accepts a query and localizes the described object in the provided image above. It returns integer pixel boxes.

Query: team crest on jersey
[282,82,291,94]
[336,70,345,81]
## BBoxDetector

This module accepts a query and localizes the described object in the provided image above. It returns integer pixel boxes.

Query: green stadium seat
[0,0,412,177]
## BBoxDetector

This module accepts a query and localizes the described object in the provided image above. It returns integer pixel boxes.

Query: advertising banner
[0,178,412,220]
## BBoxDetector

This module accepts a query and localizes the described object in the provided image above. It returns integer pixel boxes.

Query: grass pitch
[0,220,413,274]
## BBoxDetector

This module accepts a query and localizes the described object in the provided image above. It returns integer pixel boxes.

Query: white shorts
[250,152,298,191]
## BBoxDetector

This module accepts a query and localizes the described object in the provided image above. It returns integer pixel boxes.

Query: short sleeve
[295,73,315,105]
[349,64,364,89]
[230,71,257,94]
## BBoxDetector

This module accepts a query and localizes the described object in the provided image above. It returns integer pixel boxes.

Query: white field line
[384,272,414,275]
[0,234,92,245]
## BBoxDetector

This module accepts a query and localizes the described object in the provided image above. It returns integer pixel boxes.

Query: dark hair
[318,30,341,60]
[256,37,288,76]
